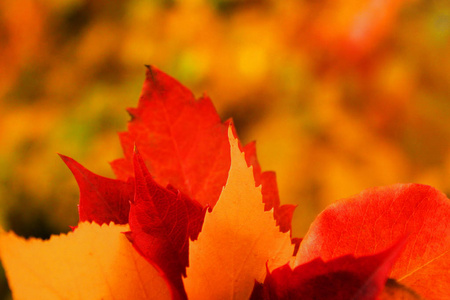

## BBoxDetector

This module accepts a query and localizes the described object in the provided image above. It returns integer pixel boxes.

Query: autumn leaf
[243,141,297,233]
[183,127,294,299]
[252,237,407,300]
[59,154,134,225]
[110,65,231,208]
[274,204,298,235]
[243,141,280,211]
[0,222,170,300]
[294,184,450,299]
[109,66,294,233]
[127,148,205,299]
[4,65,447,300]
[49,67,296,298]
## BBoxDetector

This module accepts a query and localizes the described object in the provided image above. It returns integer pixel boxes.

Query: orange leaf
[183,127,294,299]
[0,222,170,300]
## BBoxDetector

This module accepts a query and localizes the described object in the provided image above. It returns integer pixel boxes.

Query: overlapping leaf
[108,66,294,232]
[53,67,297,298]
[59,154,133,225]
[252,237,407,300]
[0,222,170,300]
[127,149,205,299]
[183,128,294,299]
[110,65,231,209]
[294,184,450,299]
[243,141,297,233]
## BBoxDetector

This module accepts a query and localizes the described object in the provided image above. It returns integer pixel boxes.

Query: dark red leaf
[255,237,407,300]
[243,141,280,210]
[274,204,297,234]
[243,142,263,186]
[59,154,133,225]
[260,171,280,211]
[127,149,204,300]
[166,184,207,241]
[249,281,265,300]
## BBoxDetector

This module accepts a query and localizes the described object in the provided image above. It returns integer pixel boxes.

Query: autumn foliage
[2,1,449,255]
[0,67,450,299]
[0,67,448,299]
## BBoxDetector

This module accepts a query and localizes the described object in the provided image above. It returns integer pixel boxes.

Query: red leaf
[110,65,230,208]
[58,68,295,297]
[254,237,407,300]
[242,142,263,186]
[274,204,298,234]
[110,66,292,232]
[243,141,280,210]
[59,154,133,225]
[243,141,296,233]
[127,148,204,299]
[295,183,450,299]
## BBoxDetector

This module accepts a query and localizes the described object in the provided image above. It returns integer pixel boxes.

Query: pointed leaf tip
[60,155,133,225]
[184,128,293,299]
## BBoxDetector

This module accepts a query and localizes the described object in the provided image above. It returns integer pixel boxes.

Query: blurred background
[0,0,449,297]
